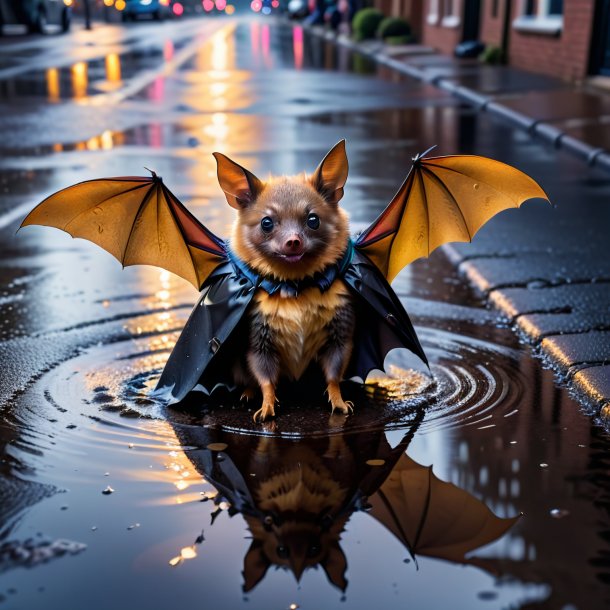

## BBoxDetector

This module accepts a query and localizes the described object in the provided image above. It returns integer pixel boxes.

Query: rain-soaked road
[1,16,610,610]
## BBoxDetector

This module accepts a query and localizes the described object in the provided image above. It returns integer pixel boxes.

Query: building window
[427,0,439,25]
[491,0,499,19]
[441,0,460,28]
[513,0,563,35]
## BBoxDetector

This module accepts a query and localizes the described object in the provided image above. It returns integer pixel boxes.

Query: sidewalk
[310,25,610,423]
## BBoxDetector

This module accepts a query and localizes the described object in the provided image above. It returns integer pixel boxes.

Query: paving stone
[541,332,610,368]
[458,254,610,294]
[573,366,610,408]
[517,311,610,342]
[489,284,610,320]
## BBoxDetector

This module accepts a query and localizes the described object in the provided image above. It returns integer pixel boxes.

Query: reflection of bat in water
[178,422,519,592]
[21,143,548,421]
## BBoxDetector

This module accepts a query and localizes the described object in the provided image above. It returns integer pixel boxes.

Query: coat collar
[226,240,354,297]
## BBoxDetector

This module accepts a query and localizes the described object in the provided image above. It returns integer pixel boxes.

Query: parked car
[122,0,171,21]
[287,0,308,19]
[0,0,71,34]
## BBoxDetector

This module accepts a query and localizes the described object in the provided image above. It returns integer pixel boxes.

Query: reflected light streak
[250,21,260,64]
[105,53,122,83]
[293,26,304,70]
[100,130,114,150]
[46,68,60,102]
[148,76,165,102]
[261,24,271,68]
[211,34,229,73]
[203,112,229,144]
[163,40,175,62]
[71,62,88,99]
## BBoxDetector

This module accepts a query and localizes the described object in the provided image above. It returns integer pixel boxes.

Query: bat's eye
[260,217,274,233]
[306,213,320,230]
[276,545,290,558]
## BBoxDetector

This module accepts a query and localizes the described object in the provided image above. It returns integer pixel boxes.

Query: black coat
[153,249,427,404]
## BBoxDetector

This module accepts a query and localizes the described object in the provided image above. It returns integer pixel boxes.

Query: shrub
[377,16,411,41]
[352,8,384,42]
[385,35,412,45]
[480,45,503,65]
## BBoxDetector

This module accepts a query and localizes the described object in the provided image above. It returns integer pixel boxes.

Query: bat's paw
[253,403,276,423]
[331,399,354,416]
[240,388,255,402]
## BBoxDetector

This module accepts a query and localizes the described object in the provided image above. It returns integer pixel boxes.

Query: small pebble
[540,463,549,468]
[102,486,115,495]
[550,508,570,519]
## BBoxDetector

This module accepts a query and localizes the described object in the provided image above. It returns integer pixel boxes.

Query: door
[462,0,481,42]
[591,0,610,76]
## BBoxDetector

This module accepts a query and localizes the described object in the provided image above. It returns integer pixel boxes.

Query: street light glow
[215,0,227,10]
[251,0,262,11]
[225,4,235,14]
[203,0,214,10]
[173,2,184,15]
[103,0,114,6]
[115,0,126,10]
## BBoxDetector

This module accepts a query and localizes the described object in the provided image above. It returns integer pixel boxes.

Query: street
[1,15,609,610]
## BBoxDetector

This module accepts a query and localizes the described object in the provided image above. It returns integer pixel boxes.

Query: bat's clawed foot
[326,381,353,416]
[240,387,256,402]
[253,401,276,423]
[330,399,354,416]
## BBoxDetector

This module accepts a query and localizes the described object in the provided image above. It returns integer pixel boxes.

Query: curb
[306,25,610,422]
[310,26,610,176]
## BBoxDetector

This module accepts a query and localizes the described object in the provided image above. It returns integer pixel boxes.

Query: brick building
[417,0,610,83]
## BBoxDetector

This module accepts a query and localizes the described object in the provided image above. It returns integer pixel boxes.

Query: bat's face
[231,178,350,281]
[214,142,351,281]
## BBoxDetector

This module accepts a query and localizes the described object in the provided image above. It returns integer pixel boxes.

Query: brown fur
[214,142,354,422]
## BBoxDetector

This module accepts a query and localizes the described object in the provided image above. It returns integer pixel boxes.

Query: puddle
[0,39,190,102]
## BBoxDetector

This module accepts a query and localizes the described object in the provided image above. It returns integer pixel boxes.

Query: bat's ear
[242,540,271,592]
[320,541,348,591]
[311,140,348,205]
[213,152,264,209]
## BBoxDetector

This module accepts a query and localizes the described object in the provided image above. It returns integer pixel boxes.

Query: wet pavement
[1,16,610,610]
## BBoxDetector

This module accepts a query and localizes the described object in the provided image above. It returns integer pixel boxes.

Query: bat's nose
[284,234,302,252]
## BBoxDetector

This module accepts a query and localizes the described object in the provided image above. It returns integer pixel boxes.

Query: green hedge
[480,45,503,64]
[352,8,384,42]
[377,16,411,41]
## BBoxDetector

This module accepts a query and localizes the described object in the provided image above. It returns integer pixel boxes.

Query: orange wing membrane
[356,154,550,283]
[20,174,226,290]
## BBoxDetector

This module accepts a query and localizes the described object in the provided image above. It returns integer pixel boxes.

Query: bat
[20,142,549,421]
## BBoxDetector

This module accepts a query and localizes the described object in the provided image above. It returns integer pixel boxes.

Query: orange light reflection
[46,68,60,102]
[71,62,88,99]
[105,53,122,83]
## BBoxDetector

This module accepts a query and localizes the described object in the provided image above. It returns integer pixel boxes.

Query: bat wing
[369,453,520,565]
[355,154,549,283]
[20,175,226,290]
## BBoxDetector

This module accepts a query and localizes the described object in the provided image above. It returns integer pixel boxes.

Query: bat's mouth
[276,252,305,263]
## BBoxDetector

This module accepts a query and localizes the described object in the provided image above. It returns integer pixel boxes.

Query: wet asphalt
[0,15,610,610]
